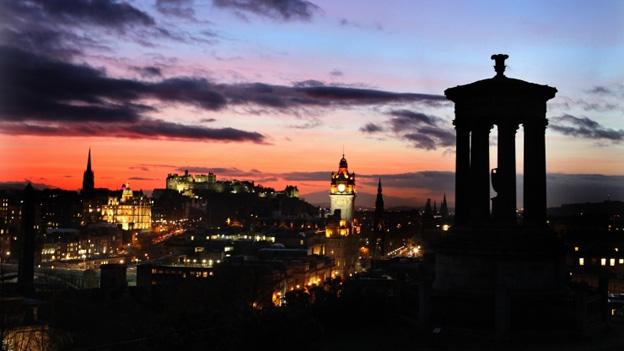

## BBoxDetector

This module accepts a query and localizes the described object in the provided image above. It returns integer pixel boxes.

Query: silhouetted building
[551,200,624,293]
[152,188,191,221]
[40,189,81,229]
[137,263,215,287]
[422,198,434,230]
[18,183,36,296]
[372,178,385,257]
[100,264,128,289]
[79,150,112,225]
[429,55,602,337]
[448,54,555,227]
[374,179,384,228]
[0,190,22,258]
[440,193,449,219]
[81,149,94,196]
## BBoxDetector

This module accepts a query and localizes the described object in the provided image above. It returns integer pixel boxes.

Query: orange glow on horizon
[0,133,452,194]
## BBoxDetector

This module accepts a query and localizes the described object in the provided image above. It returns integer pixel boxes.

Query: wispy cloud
[550,114,624,143]
[213,0,322,22]
[360,123,383,133]
[130,65,163,78]
[155,0,196,20]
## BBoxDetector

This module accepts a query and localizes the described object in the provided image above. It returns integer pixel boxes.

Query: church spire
[375,178,384,212]
[373,178,385,257]
[440,193,449,218]
[425,198,432,215]
[82,148,95,196]
[87,148,92,171]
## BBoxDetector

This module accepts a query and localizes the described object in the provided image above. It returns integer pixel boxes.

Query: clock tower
[329,154,356,222]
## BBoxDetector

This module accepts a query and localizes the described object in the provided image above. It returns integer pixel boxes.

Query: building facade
[166,169,299,198]
[325,154,360,277]
[166,170,218,195]
[41,224,124,262]
[102,184,151,231]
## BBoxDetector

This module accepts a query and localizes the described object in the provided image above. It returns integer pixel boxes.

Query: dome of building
[339,154,348,169]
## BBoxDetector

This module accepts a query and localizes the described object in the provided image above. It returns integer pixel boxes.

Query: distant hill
[548,200,624,217]
[0,181,58,190]
[300,190,420,209]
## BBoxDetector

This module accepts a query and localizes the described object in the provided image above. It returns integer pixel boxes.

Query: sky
[0,0,623,208]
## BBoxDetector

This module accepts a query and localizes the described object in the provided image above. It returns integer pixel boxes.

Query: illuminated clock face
[337,184,346,192]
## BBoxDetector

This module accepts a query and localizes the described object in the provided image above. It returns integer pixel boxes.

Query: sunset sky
[1,0,623,207]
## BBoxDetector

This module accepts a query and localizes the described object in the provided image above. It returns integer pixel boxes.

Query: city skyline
[1,2,624,349]
[1,0,623,207]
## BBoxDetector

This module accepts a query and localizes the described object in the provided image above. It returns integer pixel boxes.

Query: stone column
[418,281,431,326]
[495,287,511,338]
[497,123,518,224]
[454,122,470,226]
[470,123,491,224]
[523,119,547,227]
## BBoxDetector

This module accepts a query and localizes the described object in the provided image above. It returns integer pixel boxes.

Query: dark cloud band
[0,46,446,142]
[359,109,455,150]
[0,119,266,143]
[550,114,624,143]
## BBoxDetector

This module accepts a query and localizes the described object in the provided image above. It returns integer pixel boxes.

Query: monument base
[428,226,605,337]
[434,226,565,293]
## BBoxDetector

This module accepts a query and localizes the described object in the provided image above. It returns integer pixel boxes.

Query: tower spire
[375,178,384,216]
[374,177,385,256]
[82,148,95,195]
[440,193,449,218]
[87,148,92,171]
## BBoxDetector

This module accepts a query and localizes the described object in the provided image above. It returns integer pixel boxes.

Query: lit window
[610,258,616,267]
[579,258,584,266]
[601,258,607,266]
[619,259,623,264]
